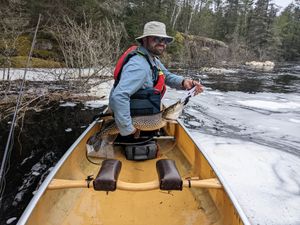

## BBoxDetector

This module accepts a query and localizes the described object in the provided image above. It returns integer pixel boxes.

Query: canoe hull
[18,121,248,225]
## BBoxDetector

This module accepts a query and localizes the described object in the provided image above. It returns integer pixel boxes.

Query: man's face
[145,36,168,56]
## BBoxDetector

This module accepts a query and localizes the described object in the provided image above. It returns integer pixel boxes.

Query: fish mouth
[163,101,185,120]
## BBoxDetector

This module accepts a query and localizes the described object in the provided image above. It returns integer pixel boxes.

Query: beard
[148,45,165,56]
[144,38,166,56]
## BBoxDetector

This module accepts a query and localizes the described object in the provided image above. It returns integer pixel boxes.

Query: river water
[166,62,300,225]
[0,102,103,224]
[0,63,299,225]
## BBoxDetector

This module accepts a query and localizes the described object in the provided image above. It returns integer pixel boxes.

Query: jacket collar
[138,46,159,67]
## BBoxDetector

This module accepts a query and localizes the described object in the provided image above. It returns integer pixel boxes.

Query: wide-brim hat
[136,21,174,44]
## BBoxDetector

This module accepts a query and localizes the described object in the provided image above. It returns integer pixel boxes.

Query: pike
[86,91,194,152]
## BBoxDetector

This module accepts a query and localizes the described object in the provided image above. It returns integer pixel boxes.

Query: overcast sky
[273,0,294,9]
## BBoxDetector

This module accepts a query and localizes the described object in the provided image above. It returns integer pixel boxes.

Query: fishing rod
[0,14,42,206]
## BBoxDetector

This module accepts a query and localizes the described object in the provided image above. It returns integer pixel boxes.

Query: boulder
[245,61,275,71]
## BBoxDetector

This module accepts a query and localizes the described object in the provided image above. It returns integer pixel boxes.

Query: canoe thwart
[48,178,222,190]
[156,159,183,190]
[93,159,122,191]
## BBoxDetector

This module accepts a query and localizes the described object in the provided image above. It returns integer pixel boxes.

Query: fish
[86,98,187,153]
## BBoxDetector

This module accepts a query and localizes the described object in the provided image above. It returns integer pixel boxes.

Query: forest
[0,0,300,71]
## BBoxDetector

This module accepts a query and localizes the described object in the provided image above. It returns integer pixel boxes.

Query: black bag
[130,88,161,116]
[124,140,158,161]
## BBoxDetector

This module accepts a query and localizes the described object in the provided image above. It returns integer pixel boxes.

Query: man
[109,21,203,136]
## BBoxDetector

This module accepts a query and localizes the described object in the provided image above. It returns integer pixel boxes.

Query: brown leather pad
[93,159,122,191]
[156,159,182,190]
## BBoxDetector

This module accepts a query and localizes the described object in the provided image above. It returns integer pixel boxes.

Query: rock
[36,39,53,50]
[245,61,275,71]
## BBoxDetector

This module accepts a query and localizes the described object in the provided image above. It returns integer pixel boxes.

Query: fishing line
[85,148,104,165]
[0,14,42,207]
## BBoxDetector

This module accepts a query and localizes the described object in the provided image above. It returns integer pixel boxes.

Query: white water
[164,87,300,225]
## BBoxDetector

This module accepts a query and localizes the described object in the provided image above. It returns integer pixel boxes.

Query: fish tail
[86,134,117,158]
[86,134,103,152]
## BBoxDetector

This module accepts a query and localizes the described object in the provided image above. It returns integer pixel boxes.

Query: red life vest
[113,45,166,97]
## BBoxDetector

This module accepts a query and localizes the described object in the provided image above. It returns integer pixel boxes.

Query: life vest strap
[113,46,166,97]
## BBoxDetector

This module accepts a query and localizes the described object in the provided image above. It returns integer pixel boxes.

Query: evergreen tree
[123,0,175,45]
[189,1,216,37]
[247,0,280,60]
[276,3,300,60]
[223,0,239,41]
[237,0,254,39]
[212,0,227,40]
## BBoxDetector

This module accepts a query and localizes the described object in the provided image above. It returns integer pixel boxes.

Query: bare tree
[187,0,201,33]
[171,1,183,29]
[49,15,124,88]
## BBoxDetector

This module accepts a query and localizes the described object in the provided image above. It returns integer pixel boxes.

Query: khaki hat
[136,21,174,43]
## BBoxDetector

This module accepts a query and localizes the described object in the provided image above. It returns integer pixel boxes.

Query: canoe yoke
[48,160,222,191]
[93,159,183,192]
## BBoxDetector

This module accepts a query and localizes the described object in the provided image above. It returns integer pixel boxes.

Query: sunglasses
[152,36,169,44]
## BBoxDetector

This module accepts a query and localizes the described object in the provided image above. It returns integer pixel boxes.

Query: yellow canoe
[17,120,250,225]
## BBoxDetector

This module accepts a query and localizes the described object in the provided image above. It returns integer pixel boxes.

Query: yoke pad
[93,159,122,191]
[156,159,182,190]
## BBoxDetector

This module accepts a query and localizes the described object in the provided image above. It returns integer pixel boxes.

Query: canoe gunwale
[176,120,251,225]
[17,120,99,225]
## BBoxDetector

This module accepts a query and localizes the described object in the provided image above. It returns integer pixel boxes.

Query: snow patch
[59,102,77,107]
[85,100,108,108]
[88,80,114,98]
[6,217,17,224]
[32,171,40,176]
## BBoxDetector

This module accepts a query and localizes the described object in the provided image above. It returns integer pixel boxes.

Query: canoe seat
[156,159,183,191]
[93,159,122,191]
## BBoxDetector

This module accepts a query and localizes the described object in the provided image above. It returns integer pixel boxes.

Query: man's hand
[182,79,204,95]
